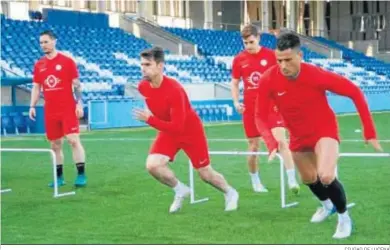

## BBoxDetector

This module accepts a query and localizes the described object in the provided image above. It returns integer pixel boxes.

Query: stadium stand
[313,36,390,78]
[1,14,389,135]
[164,27,390,92]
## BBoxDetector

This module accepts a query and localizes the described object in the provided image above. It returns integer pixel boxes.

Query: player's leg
[66,133,87,187]
[182,132,239,211]
[315,137,352,239]
[148,133,190,213]
[243,113,267,192]
[292,150,335,223]
[45,117,66,187]
[63,113,87,187]
[197,165,239,211]
[271,127,299,194]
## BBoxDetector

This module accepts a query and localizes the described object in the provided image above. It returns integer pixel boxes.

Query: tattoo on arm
[73,79,82,105]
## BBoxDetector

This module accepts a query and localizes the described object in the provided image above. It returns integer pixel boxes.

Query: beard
[142,75,152,81]
[43,49,52,55]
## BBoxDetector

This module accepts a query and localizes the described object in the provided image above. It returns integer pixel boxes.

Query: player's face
[243,35,260,54]
[275,48,302,77]
[39,35,56,54]
[140,57,163,81]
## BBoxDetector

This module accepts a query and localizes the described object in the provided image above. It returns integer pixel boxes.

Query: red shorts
[149,130,210,169]
[289,132,340,152]
[44,111,79,141]
[242,110,285,138]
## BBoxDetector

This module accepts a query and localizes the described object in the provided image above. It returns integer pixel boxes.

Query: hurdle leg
[49,149,76,198]
[189,160,209,204]
[280,157,299,209]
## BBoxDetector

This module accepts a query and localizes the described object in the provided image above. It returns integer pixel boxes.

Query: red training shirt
[231,47,277,112]
[255,63,377,153]
[33,53,78,114]
[138,75,201,136]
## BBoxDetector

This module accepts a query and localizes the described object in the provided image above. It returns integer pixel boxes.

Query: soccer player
[133,47,239,213]
[255,33,383,239]
[231,24,299,193]
[29,30,87,187]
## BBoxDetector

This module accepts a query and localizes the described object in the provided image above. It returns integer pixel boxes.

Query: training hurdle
[0,148,76,198]
[189,151,390,209]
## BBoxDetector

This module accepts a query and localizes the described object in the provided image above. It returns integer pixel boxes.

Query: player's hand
[75,104,84,119]
[367,139,383,152]
[133,108,151,122]
[234,101,245,114]
[29,107,36,121]
[268,148,278,162]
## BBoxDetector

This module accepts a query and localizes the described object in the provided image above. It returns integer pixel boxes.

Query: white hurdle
[189,151,390,209]
[189,151,298,209]
[0,148,76,198]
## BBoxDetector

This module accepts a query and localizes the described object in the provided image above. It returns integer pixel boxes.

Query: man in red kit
[29,30,87,187]
[133,47,239,213]
[255,33,383,239]
[231,24,299,193]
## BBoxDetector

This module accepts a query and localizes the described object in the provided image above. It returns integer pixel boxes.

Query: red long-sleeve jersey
[138,75,201,136]
[255,63,377,153]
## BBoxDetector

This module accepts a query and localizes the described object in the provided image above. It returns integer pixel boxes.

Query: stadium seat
[1,115,15,136]
[219,106,229,121]
[10,112,27,134]
[1,16,389,125]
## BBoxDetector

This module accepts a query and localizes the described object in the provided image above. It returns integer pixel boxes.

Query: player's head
[241,24,260,54]
[140,46,165,81]
[39,30,57,55]
[275,33,303,78]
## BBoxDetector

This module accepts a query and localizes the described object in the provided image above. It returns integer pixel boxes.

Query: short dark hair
[40,30,56,39]
[140,46,165,64]
[276,33,301,51]
[241,24,259,39]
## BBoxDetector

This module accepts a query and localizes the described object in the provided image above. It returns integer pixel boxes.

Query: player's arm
[231,78,241,105]
[254,72,278,155]
[72,78,83,105]
[317,68,377,140]
[230,57,244,112]
[29,64,41,120]
[146,89,186,134]
[70,58,82,105]
[29,83,41,108]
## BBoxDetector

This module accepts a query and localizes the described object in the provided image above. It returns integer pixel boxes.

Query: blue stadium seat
[219,105,228,121]
[1,115,15,136]
[11,112,27,134]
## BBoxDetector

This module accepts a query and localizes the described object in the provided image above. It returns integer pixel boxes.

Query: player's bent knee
[66,133,81,147]
[50,140,62,152]
[248,141,259,152]
[247,137,259,149]
[300,171,318,184]
[301,175,318,185]
[318,172,336,185]
[67,139,78,147]
[146,154,169,172]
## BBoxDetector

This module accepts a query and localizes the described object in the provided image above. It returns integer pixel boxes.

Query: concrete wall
[188,0,204,29]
